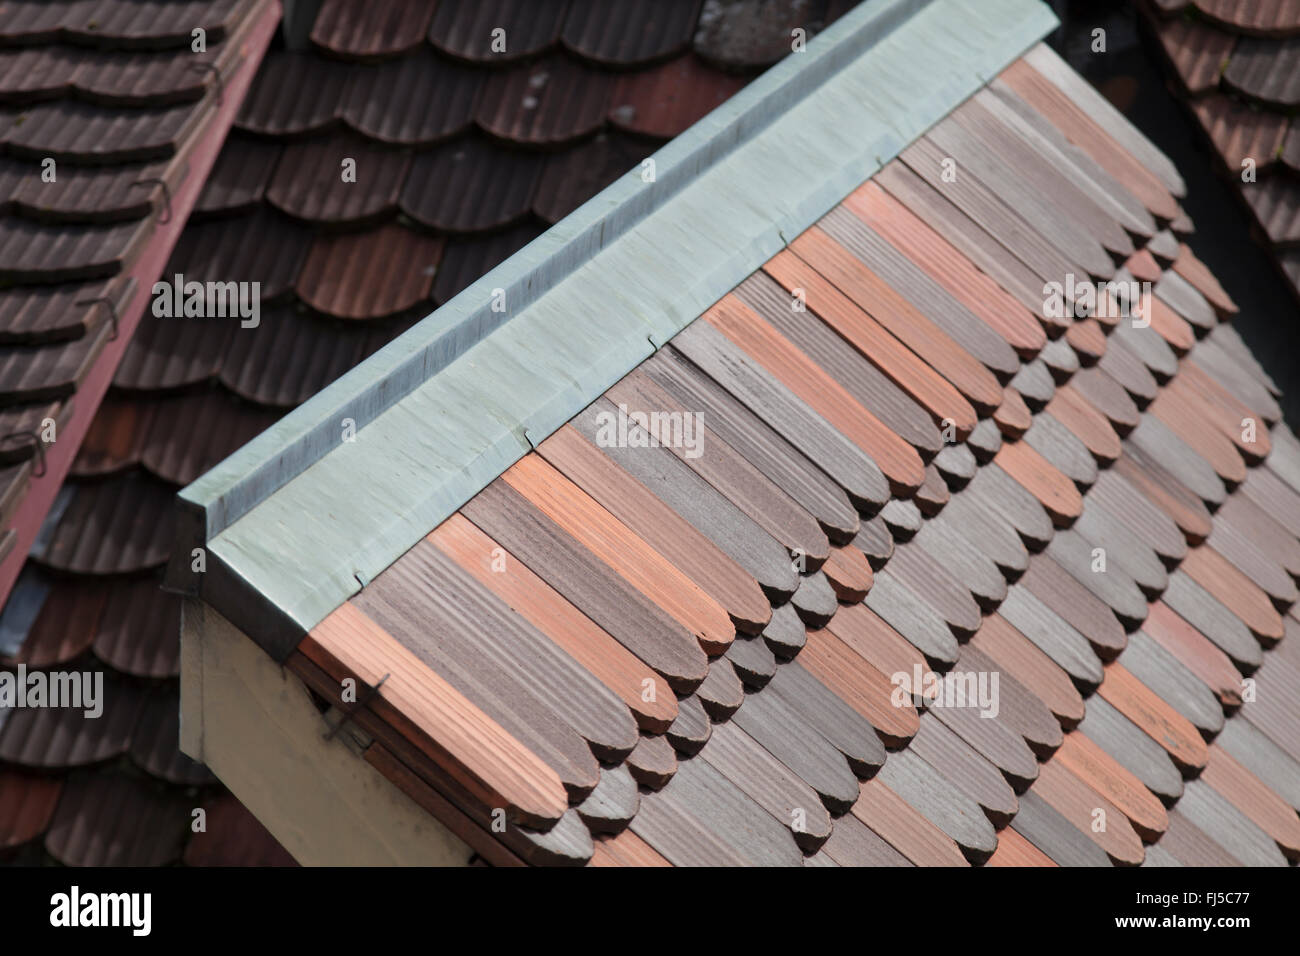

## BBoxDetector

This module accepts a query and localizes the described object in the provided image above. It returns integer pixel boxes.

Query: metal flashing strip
[173,0,1059,657]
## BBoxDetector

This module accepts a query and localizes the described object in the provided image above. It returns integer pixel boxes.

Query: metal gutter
[171,0,1060,659]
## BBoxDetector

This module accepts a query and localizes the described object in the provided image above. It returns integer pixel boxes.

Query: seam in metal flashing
[171,0,1059,658]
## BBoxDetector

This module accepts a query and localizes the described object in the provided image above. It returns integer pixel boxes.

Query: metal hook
[131,177,173,224]
[0,431,46,477]
[75,294,121,340]
[188,62,224,105]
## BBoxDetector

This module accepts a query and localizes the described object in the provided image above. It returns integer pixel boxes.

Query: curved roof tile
[235,52,350,138]
[309,0,436,62]
[429,0,569,64]
[93,575,181,679]
[0,671,146,768]
[33,471,173,574]
[44,771,189,867]
[401,135,544,233]
[296,224,442,319]
[192,134,281,216]
[130,689,215,785]
[476,54,611,147]
[609,53,746,139]
[533,131,644,223]
[561,0,702,68]
[341,51,481,146]
[166,206,311,301]
[266,131,410,226]
[0,769,61,851]
[113,312,234,391]
[1222,36,1300,106]
[220,305,372,406]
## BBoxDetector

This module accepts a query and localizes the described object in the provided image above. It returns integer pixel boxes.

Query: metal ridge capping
[170,0,1060,657]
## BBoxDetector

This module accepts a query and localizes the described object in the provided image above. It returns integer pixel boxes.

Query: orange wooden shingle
[307,602,571,829]
[841,180,1046,357]
[588,829,672,867]
[1097,663,1209,773]
[826,601,937,703]
[798,627,918,748]
[994,440,1082,527]
[1178,545,1284,644]
[1125,248,1162,283]
[999,58,1180,222]
[1165,363,1271,463]
[1145,293,1196,355]
[821,545,873,603]
[970,612,1086,729]
[1065,318,1107,364]
[538,424,771,634]
[1150,388,1248,486]
[985,825,1057,866]
[763,248,979,437]
[851,778,970,866]
[1111,452,1212,545]
[603,374,831,567]
[1032,758,1145,865]
[1052,731,1169,843]
[1046,386,1122,464]
[501,455,736,655]
[703,295,925,494]
[788,228,1005,414]
[428,513,680,732]
[1172,243,1236,317]
[994,386,1032,439]
[1142,601,1244,709]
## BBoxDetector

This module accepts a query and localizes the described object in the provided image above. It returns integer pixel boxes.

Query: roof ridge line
[171,0,1060,658]
[177,0,932,546]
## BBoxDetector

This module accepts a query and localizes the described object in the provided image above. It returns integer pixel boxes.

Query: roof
[174,1,1300,866]
[0,0,294,867]
[1142,0,1300,301]
[0,0,284,610]
[0,0,875,865]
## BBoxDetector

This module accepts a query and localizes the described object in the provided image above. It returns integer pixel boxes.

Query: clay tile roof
[7,0,787,870]
[155,0,1300,871]
[192,133,281,215]
[44,770,190,867]
[561,0,703,68]
[0,769,61,855]
[33,471,174,574]
[401,135,544,232]
[609,54,747,138]
[340,51,481,146]
[310,0,437,62]
[428,0,569,64]
[4,0,1297,874]
[297,224,444,319]
[1142,0,1300,304]
[0,0,280,651]
[476,54,612,147]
